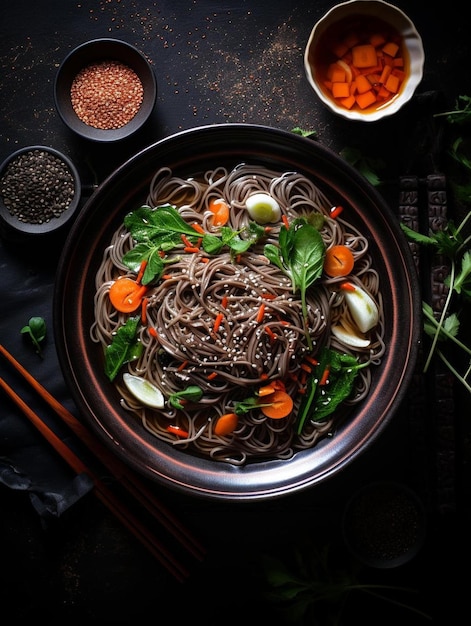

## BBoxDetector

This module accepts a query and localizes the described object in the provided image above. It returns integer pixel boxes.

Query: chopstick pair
[0,343,205,583]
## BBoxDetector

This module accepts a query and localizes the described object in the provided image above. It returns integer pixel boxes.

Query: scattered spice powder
[0,149,76,224]
[70,60,144,130]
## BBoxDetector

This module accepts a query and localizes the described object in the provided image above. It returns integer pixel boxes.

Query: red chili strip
[166,425,189,438]
[136,259,148,284]
[330,205,344,219]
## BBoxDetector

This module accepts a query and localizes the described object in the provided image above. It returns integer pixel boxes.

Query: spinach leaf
[104,316,143,381]
[296,347,365,433]
[265,218,325,348]
[168,385,203,409]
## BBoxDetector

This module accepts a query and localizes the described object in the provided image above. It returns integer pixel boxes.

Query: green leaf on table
[20,316,47,356]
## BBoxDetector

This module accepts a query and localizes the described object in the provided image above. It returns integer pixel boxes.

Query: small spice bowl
[0,146,81,242]
[54,38,157,142]
[304,0,425,122]
[342,481,427,568]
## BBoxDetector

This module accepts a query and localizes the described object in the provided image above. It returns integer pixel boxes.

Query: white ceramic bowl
[304,0,424,122]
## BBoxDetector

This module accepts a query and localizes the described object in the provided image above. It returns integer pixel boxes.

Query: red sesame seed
[70,60,144,130]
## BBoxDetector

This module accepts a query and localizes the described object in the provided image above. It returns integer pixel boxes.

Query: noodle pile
[91,164,385,465]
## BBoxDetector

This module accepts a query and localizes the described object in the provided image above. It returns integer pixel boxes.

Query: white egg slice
[123,373,165,408]
[332,322,371,348]
[343,284,379,333]
[245,192,281,224]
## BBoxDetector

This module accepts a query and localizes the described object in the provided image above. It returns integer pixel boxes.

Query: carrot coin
[324,245,355,277]
[260,390,294,419]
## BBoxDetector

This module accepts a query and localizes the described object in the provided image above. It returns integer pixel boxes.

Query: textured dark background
[1,2,469,623]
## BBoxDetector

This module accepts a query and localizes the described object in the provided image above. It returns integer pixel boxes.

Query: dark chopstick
[0,375,189,582]
[0,344,206,571]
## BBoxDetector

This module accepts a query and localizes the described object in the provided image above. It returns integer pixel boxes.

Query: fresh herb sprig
[398,95,471,394]
[401,215,471,392]
[20,316,47,357]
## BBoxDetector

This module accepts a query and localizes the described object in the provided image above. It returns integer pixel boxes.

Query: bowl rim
[304,0,425,122]
[54,37,157,142]
[0,145,81,235]
[53,123,422,501]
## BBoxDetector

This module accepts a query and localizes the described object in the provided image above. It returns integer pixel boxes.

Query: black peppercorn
[0,149,75,225]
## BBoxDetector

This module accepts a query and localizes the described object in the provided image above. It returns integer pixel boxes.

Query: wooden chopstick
[0,375,189,582]
[0,344,206,571]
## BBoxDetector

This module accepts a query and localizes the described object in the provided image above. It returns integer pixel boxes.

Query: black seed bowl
[54,38,157,142]
[0,146,81,244]
[342,481,427,568]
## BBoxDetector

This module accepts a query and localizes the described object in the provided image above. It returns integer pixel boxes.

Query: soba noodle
[91,163,385,465]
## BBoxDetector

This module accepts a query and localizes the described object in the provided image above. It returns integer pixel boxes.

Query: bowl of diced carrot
[304,0,424,121]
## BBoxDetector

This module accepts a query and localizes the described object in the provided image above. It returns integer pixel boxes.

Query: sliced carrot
[208,198,230,226]
[256,302,266,323]
[319,366,330,386]
[258,383,276,396]
[379,64,392,84]
[324,245,355,277]
[332,82,350,99]
[355,90,377,110]
[369,33,386,47]
[339,94,356,110]
[384,73,400,94]
[355,74,372,94]
[351,44,377,68]
[382,41,399,58]
[328,64,346,83]
[191,222,205,234]
[264,326,278,343]
[212,312,224,333]
[141,297,148,325]
[329,205,343,219]
[260,389,293,419]
[166,425,189,438]
[109,277,148,313]
[214,412,238,436]
[136,259,148,284]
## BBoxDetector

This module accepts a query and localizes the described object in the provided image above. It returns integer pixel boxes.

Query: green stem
[423,259,456,373]
[436,348,471,394]
[422,304,471,356]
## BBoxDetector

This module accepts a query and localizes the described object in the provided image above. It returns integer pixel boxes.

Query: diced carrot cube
[382,41,400,57]
[367,73,381,85]
[369,33,386,48]
[393,57,404,67]
[376,85,391,100]
[351,44,377,68]
[328,65,346,83]
[392,68,406,81]
[339,94,356,110]
[355,74,372,94]
[355,90,377,109]
[384,73,400,93]
[379,64,392,84]
[332,82,350,98]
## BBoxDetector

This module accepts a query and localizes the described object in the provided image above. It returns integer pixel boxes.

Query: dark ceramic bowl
[54,38,157,142]
[53,124,421,501]
[0,145,81,241]
[342,481,427,567]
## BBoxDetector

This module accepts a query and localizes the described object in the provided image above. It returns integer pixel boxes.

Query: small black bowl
[54,38,157,142]
[0,146,81,242]
[342,481,427,568]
